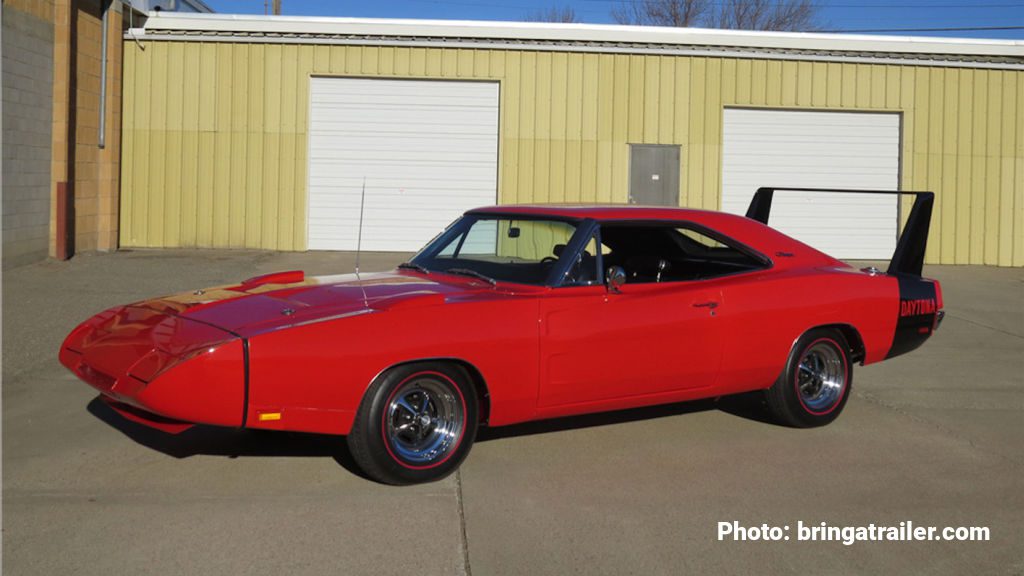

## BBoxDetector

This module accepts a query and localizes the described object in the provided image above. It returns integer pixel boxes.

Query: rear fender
[887,274,942,359]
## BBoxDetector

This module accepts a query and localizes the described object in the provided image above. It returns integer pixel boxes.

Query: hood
[131,269,514,336]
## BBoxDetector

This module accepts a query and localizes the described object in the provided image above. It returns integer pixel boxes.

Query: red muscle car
[60,188,944,484]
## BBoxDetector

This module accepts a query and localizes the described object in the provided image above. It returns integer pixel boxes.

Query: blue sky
[203,0,1024,39]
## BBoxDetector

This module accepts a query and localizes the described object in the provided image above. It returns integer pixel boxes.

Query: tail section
[745,187,943,358]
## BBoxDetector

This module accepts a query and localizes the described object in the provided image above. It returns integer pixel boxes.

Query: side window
[562,232,602,286]
[677,228,727,249]
[600,224,766,283]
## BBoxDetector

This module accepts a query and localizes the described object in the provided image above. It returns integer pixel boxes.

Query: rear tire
[766,328,853,428]
[347,362,478,485]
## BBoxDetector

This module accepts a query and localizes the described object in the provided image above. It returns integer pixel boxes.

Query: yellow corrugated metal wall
[120,42,1023,266]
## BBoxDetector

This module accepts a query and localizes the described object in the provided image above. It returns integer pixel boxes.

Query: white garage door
[721,108,900,260]
[308,78,499,251]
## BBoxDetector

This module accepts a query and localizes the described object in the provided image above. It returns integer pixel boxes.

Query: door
[721,108,900,259]
[629,144,680,206]
[307,78,500,251]
[538,283,723,408]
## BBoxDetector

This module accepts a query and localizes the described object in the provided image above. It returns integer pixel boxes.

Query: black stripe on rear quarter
[887,274,938,359]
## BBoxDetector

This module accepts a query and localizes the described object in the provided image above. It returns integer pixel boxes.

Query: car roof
[468,204,732,222]
[466,204,845,270]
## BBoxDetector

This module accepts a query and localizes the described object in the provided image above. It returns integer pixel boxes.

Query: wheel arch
[806,323,866,364]
[371,357,491,425]
[766,323,858,428]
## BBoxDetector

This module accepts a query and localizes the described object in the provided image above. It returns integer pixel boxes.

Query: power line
[581,0,1024,6]
[822,25,1024,32]
[405,0,576,10]
[378,0,1024,30]
[405,0,1024,11]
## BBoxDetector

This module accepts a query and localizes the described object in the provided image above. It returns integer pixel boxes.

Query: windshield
[410,215,583,285]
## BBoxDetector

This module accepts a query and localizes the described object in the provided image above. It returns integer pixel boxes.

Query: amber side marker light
[258,412,282,422]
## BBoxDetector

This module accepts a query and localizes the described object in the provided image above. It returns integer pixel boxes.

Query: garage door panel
[310,149,498,164]
[308,134,499,151]
[309,164,497,182]
[309,120,500,134]
[313,88,496,104]
[309,140,497,154]
[312,93,497,105]
[722,109,900,260]
[308,78,499,251]
[311,111,500,130]
[725,143,899,156]
[725,143,900,158]
[310,194,501,211]
[312,125,500,137]
[727,124,900,137]
[310,146,498,159]
[308,179,497,193]
[311,104,498,120]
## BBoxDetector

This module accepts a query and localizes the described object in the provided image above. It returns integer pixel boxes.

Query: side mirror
[606,265,626,293]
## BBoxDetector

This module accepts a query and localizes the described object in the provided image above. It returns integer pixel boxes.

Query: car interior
[419,217,768,286]
[597,225,769,283]
[554,243,598,286]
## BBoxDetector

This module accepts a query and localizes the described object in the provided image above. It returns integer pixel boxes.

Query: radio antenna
[355,177,369,309]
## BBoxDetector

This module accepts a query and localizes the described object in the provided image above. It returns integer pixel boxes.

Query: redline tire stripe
[380,370,468,471]
[793,337,849,417]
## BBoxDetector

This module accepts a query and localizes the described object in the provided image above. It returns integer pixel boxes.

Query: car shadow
[476,391,777,442]
[712,391,779,425]
[88,391,778,474]
[86,397,371,480]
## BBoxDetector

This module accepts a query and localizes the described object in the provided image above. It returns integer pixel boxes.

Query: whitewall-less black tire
[766,328,853,428]
[347,362,478,485]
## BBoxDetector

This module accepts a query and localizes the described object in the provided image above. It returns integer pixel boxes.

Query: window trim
[591,219,773,284]
[548,218,600,287]
[412,213,588,287]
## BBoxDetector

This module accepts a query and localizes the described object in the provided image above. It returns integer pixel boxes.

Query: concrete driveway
[3,250,1022,575]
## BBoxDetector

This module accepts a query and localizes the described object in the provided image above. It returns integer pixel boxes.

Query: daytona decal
[887,275,939,359]
[900,298,937,317]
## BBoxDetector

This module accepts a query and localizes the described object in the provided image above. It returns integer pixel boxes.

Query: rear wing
[745,187,935,277]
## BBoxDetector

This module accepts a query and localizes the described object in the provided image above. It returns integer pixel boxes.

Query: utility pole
[272,0,281,15]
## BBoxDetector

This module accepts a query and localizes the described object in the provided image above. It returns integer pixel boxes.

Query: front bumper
[100,396,195,434]
[60,306,246,431]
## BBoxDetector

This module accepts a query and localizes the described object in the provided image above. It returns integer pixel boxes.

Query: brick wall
[2,2,56,268]
[71,0,104,252]
[48,0,123,259]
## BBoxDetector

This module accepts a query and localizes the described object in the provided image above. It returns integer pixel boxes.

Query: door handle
[693,301,719,309]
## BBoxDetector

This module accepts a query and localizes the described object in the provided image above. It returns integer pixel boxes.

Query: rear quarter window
[600,223,768,283]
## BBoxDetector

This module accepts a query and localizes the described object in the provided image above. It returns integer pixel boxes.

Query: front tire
[766,329,853,428]
[347,362,478,485]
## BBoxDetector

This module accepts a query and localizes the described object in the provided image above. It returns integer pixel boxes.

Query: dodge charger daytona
[60,187,944,484]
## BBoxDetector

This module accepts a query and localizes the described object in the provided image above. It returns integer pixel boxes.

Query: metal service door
[629,144,681,206]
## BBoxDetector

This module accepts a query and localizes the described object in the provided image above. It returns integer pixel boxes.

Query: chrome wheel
[796,341,846,413]
[384,374,465,466]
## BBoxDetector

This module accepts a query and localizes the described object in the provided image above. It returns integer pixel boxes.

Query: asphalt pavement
[2,249,1022,575]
